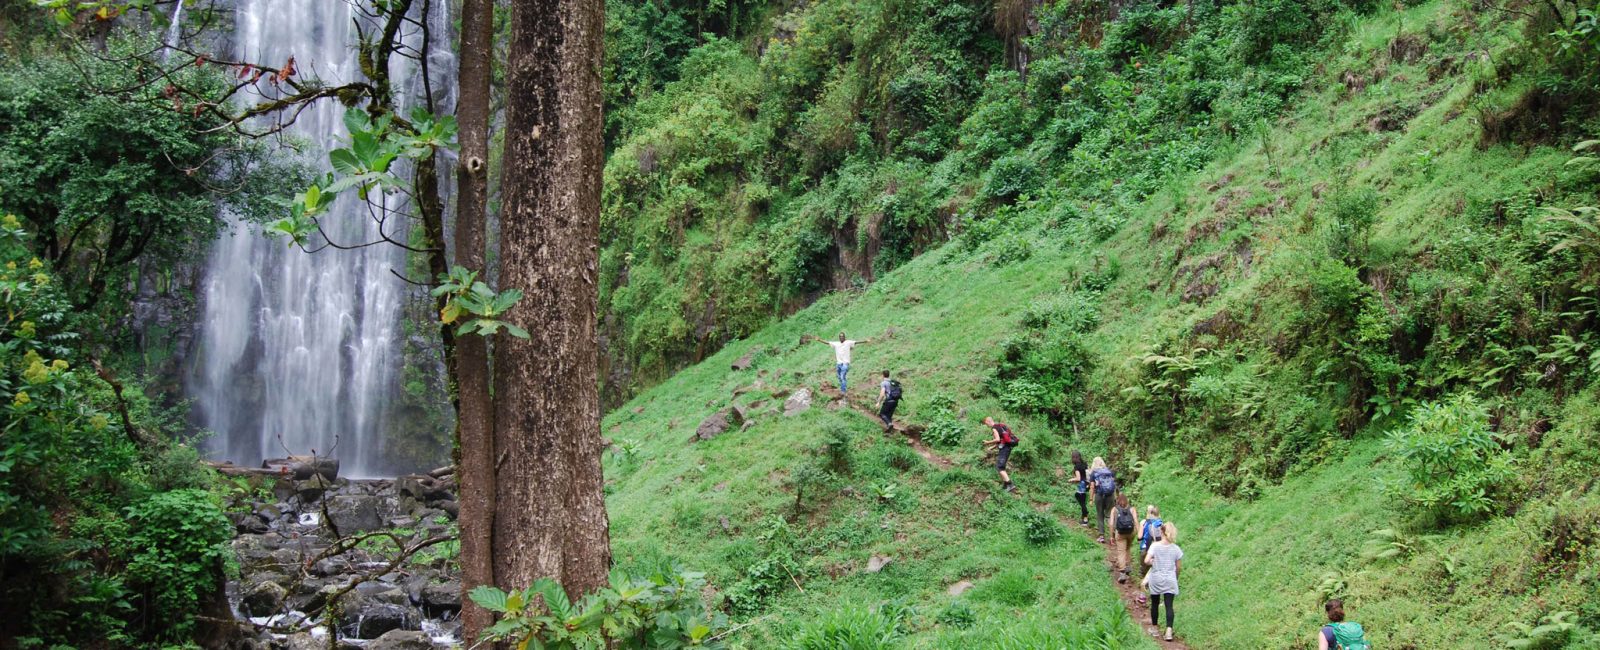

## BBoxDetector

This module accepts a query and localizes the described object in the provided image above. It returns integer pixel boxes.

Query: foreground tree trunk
[453,0,497,644]
[492,0,612,598]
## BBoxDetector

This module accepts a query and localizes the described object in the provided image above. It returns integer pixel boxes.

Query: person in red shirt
[982,417,1019,493]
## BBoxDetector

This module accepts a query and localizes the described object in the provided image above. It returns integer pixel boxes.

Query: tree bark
[453,0,497,644]
[493,0,612,600]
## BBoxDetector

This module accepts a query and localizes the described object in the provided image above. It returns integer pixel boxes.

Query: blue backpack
[1140,518,1164,550]
[1091,468,1116,495]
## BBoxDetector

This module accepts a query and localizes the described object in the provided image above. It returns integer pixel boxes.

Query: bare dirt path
[1062,512,1192,649]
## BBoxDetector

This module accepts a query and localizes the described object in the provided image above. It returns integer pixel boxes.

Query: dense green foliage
[0,214,233,647]
[597,1,1600,646]
[595,0,1434,404]
[0,37,286,313]
[469,569,731,649]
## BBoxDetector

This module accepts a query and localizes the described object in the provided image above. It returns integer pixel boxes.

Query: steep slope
[601,1,1600,648]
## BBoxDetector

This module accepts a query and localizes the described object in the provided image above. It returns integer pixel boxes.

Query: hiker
[813,332,869,393]
[875,370,902,429]
[981,417,1019,493]
[1070,450,1090,527]
[1318,599,1372,650]
[1135,504,1164,590]
[1088,457,1117,542]
[1143,521,1182,642]
[1110,492,1139,583]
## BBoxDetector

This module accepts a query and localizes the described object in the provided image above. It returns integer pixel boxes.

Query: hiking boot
[1080,517,1089,526]
[1117,574,1127,584]
[1097,536,1105,543]
[1164,629,1173,642]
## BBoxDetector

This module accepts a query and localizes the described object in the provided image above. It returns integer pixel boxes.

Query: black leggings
[1074,492,1088,519]
[1150,593,1174,628]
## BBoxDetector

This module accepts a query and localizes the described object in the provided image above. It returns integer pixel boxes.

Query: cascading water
[190,0,453,477]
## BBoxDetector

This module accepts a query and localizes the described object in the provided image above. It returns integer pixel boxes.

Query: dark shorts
[996,444,1015,471]
[879,399,898,418]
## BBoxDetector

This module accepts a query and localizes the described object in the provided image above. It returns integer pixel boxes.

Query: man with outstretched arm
[982,417,1019,493]
[813,331,869,394]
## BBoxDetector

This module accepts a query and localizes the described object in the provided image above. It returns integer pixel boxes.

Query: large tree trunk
[453,0,497,644]
[492,0,612,599]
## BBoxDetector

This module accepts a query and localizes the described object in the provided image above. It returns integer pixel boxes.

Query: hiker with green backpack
[875,370,902,429]
[1318,599,1371,650]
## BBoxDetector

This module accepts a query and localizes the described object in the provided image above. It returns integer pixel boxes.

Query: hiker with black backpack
[875,370,902,429]
[1318,599,1372,650]
[1088,457,1117,542]
[1110,492,1139,583]
[982,417,1019,493]
[1071,450,1090,527]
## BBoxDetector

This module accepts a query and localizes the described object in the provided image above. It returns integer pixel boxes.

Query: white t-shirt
[827,340,857,364]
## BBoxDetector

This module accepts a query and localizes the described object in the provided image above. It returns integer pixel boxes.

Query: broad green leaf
[468,585,510,613]
[329,149,361,175]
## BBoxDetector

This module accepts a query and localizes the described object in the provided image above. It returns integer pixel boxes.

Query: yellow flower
[17,321,35,338]
[22,359,50,384]
[12,391,29,407]
[89,413,109,430]
[50,359,68,371]
[4,262,14,270]
[1,214,18,229]
[32,273,48,285]
[28,258,42,270]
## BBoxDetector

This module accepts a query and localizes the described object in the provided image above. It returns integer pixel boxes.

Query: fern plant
[1496,611,1579,649]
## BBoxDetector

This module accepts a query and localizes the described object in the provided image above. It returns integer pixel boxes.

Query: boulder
[339,602,413,639]
[693,411,732,442]
[730,402,751,424]
[783,389,812,416]
[326,495,384,533]
[866,555,892,573]
[296,474,333,502]
[419,579,462,617]
[395,474,453,503]
[241,580,287,618]
[261,455,340,481]
[366,630,434,650]
[947,580,974,597]
[436,500,459,519]
[229,511,269,535]
[426,465,453,479]
[731,349,756,371]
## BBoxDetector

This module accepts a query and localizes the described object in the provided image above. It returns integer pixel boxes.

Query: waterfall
[190,0,454,477]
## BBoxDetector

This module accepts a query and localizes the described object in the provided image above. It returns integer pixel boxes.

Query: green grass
[600,1,1600,647]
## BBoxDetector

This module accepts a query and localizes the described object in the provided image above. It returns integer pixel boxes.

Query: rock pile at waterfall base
[216,465,463,649]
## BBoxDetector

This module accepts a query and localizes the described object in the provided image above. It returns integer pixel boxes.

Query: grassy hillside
[599,1,1600,647]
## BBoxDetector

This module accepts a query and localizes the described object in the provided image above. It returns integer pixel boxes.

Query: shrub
[936,599,976,629]
[923,412,968,448]
[469,569,730,649]
[824,425,855,474]
[988,233,1035,266]
[123,489,232,640]
[1384,393,1517,524]
[787,601,908,650]
[1017,510,1062,546]
[982,153,1041,201]
[973,568,1037,607]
